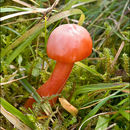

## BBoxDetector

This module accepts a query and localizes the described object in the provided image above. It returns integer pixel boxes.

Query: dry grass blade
[0,11,36,21]
[29,0,40,6]
[80,101,100,110]
[111,41,125,69]
[117,0,129,30]
[105,123,117,130]
[0,76,27,86]
[121,89,130,93]
[0,105,31,130]
[72,0,96,8]
[0,127,6,130]
[45,0,60,14]
[12,0,35,8]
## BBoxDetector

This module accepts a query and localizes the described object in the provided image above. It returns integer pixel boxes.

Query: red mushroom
[25,24,92,108]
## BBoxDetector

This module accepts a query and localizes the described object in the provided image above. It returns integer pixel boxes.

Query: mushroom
[25,24,92,108]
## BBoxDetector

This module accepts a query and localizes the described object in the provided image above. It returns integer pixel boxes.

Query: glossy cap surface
[47,24,92,63]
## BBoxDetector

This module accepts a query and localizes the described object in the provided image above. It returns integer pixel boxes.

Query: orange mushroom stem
[25,24,92,108]
[25,62,73,108]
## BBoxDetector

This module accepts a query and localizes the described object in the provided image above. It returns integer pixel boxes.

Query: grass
[0,0,129,129]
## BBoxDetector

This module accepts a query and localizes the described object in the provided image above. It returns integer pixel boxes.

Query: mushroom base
[24,62,73,108]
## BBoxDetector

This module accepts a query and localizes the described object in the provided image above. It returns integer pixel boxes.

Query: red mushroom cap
[47,24,92,63]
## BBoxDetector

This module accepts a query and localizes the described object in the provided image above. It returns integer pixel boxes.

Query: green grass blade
[117,98,129,106]
[62,0,96,11]
[75,62,103,79]
[0,97,35,129]
[47,9,84,27]
[81,93,127,109]
[19,78,41,103]
[1,26,21,36]
[62,0,79,10]
[119,110,130,121]
[73,82,129,96]
[0,7,33,12]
